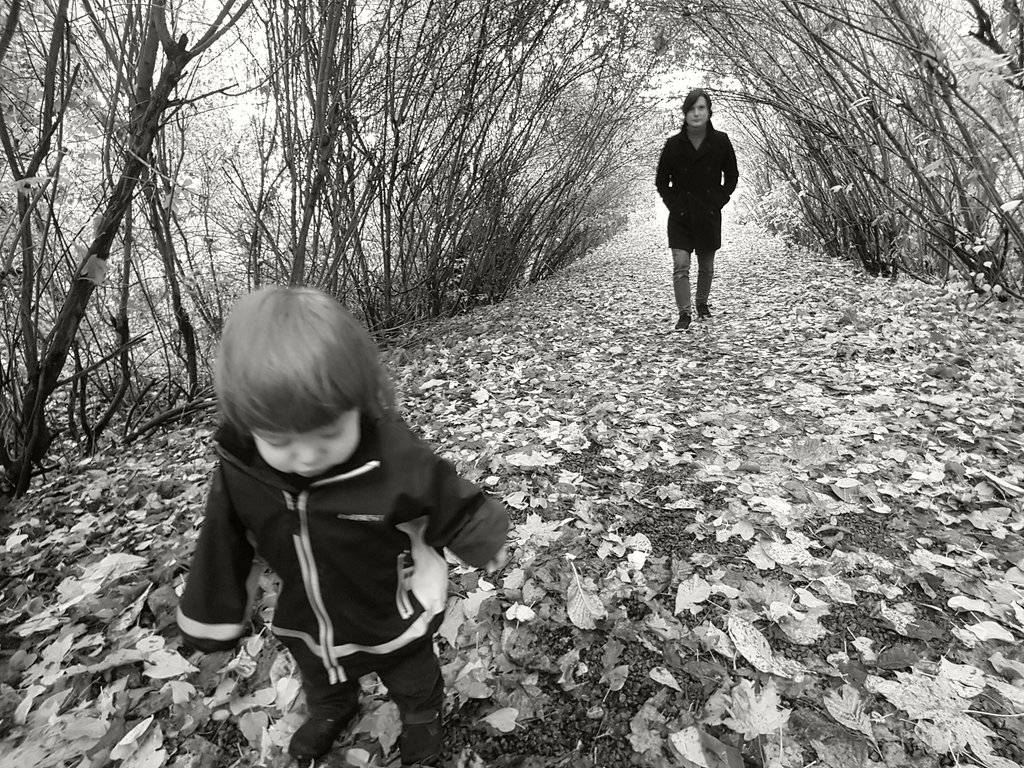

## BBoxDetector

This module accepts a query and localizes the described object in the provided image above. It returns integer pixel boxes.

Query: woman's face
[685,96,710,128]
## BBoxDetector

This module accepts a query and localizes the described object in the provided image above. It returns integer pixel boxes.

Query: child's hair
[214,286,395,433]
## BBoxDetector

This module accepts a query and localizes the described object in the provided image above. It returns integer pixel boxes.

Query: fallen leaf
[345,747,374,767]
[727,615,804,679]
[482,707,518,733]
[675,575,712,615]
[823,684,874,740]
[143,649,198,680]
[567,563,606,629]
[947,595,992,614]
[601,664,630,691]
[505,450,560,468]
[237,711,268,746]
[724,679,791,741]
[111,716,156,760]
[668,725,744,768]
[505,602,536,622]
[649,666,682,691]
[831,478,861,501]
[967,620,1015,643]
[354,701,401,754]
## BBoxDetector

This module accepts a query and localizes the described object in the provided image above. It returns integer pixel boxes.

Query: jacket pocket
[663,190,683,212]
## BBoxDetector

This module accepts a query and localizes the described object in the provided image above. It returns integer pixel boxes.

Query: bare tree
[671,0,1023,292]
[2,0,653,496]
[1,0,254,495]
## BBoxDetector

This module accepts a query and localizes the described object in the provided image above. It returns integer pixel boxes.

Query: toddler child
[177,286,509,765]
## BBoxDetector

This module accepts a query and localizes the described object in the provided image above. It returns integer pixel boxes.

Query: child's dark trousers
[287,636,444,721]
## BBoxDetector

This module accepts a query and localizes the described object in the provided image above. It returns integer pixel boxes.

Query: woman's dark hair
[682,88,713,117]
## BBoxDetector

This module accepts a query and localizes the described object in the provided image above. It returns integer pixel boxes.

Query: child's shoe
[289,704,358,762]
[399,710,442,766]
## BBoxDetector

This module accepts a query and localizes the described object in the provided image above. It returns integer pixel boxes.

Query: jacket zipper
[286,490,346,684]
[280,460,381,683]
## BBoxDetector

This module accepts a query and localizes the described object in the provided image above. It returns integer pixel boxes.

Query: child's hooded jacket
[177,415,508,683]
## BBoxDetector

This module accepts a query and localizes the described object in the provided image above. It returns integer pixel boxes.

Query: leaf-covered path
[3,215,1024,768]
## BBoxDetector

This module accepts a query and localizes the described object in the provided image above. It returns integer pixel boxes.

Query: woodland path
[400,211,1024,768]
[3,213,1024,768]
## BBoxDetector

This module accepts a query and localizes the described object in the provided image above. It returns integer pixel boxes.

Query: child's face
[252,410,361,477]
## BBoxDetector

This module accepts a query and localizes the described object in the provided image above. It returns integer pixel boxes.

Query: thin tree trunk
[9,17,193,494]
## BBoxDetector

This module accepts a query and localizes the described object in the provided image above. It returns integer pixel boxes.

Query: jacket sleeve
[655,139,675,206]
[176,465,259,652]
[721,134,739,197]
[396,429,509,567]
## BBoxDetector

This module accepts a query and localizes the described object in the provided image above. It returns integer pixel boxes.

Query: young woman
[655,88,739,330]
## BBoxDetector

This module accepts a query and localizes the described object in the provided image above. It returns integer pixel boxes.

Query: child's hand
[484,546,508,573]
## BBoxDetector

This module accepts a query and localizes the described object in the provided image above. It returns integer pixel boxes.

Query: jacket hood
[213,416,384,490]
[214,421,258,463]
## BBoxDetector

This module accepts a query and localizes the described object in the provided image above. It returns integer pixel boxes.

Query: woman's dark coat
[655,125,739,252]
